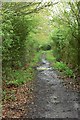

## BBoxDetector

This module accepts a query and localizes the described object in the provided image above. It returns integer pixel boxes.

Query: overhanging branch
[15,2,58,16]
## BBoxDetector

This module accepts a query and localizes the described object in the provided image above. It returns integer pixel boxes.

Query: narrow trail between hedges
[23,53,80,118]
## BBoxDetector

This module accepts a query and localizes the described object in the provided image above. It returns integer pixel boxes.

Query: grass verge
[45,50,75,78]
[2,51,41,101]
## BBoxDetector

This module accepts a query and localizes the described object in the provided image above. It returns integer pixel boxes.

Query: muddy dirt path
[23,54,80,118]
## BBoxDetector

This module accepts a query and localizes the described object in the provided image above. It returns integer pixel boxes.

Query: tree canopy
[1,0,80,86]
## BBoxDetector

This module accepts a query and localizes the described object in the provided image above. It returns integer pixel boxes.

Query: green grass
[6,51,41,87]
[3,51,42,101]
[46,50,56,62]
[54,61,67,71]
[6,67,34,86]
[45,50,75,78]
[54,62,74,77]
[30,51,41,67]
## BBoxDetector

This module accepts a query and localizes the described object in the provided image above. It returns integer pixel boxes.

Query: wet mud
[23,55,80,118]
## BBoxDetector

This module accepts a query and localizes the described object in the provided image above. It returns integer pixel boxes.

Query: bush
[2,3,39,82]
[54,61,74,77]
[64,68,74,78]
[54,62,67,71]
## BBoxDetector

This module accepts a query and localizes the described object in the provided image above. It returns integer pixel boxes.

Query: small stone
[53,96,57,100]
[31,102,34,105]
[56,114,59,117]
[52,100,60,104]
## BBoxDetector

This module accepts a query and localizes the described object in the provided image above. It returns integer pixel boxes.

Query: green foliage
[64,68,74,78]
[50,1,80,73]
[54,62,74,77]
[5,52,41,87]
[7,51,41,86]
[2,50,41,101]
[2,3,39,83]
[54,62,67,71]
[6,68,34,86]
[45,50,74,78]
[46,50,56,62]
[30,51,41,67]
[2,1,80,91]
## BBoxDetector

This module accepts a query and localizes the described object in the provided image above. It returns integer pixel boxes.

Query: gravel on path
[23,56,80,119]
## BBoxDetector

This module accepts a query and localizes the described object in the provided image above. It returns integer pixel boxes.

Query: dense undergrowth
[45,50,75,78]
[50,1,80,75]
[1,2,42,101]
[2,51,41,101]
[4,51,41,87]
